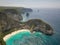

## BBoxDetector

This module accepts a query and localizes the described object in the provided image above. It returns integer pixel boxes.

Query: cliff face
[0,7,33,33]
[0,8,23,45]
[4,9,23,22]
[0,9,22,33]
[0,7,54,45]
[0,7,33,45]
[25,19,53,35]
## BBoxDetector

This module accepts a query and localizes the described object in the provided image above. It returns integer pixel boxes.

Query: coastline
[3,29,30,42]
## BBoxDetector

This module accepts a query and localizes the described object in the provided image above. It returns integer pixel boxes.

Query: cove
[5,29,58,45]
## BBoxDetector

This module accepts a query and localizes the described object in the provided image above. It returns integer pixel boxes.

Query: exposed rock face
[0,8,23,45]
[25,19,53,35]
[0,8,32,45]
[0,9,22,32]
[4,9,23,22]
[0,8,53,35]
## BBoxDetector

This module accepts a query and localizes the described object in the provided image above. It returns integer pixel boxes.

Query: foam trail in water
[21,13,29,22]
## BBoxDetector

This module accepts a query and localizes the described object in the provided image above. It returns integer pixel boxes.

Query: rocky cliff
[25,19,53,35]
[0,7,54,45]
[0,9,22,33]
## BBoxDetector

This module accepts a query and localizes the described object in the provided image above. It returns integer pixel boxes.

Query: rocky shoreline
[20,19,53,35]
[0,8,54,45]
[0,8,53,35]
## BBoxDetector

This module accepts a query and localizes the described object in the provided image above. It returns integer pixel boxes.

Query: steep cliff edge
[25,19,53,35]
[0,7,54,45]
[0,8,23,45]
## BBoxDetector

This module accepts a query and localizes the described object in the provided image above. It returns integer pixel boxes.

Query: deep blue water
[28,8,60,44]
[6,8,60,45]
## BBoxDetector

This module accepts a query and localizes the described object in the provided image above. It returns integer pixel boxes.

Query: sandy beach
[3,29,30,41]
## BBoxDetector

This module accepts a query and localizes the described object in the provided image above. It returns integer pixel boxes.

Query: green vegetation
[26,19,46,28]
[0,7,53,45]
[26,19,53,35]
[0,32,6,45]
[0,7,23,45]
[0,28,20,45]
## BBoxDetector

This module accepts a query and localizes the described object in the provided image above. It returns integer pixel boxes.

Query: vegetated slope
[0,8,23,45]
[26,19,53,35]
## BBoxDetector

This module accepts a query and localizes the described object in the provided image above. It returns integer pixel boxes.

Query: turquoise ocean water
[5,8,60,45]
[6,31,58,45]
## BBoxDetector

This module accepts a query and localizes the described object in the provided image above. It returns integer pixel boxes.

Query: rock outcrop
[25,19,53,35]
[0,7,33,45]
[0,9,22,33]
[0,8,53,35]
[0,7,54,45]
